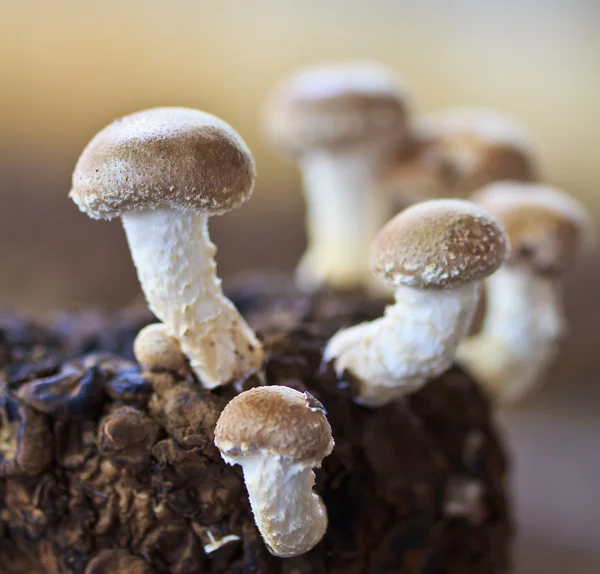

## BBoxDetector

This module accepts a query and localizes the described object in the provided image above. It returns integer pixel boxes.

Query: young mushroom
[323,199,508,406]
[382,106,538,205]
[457,181,594,403]
[214,385,334,557]
[262,62,412,291]
[70,107,263,389]
[133,323,186,372]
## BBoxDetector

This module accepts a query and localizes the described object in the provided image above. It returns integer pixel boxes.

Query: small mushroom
[457,181,594,403]
[383,106,538,205]
[214,386,334,557]
[262,62,412,291]
[70,107,263,389]
[133,323,186,372]
[324,199,508,406]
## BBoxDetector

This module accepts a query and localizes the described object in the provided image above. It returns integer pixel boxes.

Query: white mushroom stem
[121,207,263,389]
[296,149,392,291]
[457,266,565,403]
[324,282,480,406]
[222,453,327,558]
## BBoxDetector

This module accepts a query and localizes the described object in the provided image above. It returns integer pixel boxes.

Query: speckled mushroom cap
[472,181,595,275]
[370,199,508,289]
[262,62,411,155]
[70,107,256,220]
[214,386,334,466]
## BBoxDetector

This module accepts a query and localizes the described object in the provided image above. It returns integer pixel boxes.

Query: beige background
[1,1,599,572]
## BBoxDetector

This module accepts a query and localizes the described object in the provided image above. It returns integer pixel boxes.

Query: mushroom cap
[370,199,508,289]
[417,106,537,152]
[382,106,538,201]
[472,181,595,275]
[214,386,334,466]
[70,107,256,220]
[262,62,411,155]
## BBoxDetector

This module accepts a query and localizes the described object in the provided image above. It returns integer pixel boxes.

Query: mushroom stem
[325,282,480,406]
[296,149,391,291]
[226,453,327,558]
[457,266,564,403]
[122,208,263,388]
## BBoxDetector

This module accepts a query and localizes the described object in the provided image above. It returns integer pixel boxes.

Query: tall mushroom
[324,199,508,406]
[262,62,412,291]
[382,106,538,205]
[214,385,334,558]
[457,181,594,403]
[70,107,263,389]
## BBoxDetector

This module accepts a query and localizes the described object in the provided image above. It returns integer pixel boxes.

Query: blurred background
[1,1,599,572]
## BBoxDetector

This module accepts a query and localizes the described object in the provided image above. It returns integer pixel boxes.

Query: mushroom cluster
[62,58,594,564]
[263,64,542,292]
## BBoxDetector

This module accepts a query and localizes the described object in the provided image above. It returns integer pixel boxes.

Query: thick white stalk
[296,149,391,291]
[225,454,327,558]
[324,282,480,406]
[457,266,565,402]
[122,208,263,388]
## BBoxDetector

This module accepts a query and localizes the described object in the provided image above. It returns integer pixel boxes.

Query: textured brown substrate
[0,277,511,573]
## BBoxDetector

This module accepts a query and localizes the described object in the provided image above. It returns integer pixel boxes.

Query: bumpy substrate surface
[0,277,511,573]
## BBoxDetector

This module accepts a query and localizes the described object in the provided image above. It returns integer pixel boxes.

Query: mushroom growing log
[0,286,512,574]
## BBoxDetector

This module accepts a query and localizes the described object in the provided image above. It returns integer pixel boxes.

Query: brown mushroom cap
[382,107,538,201]
[417,107,536,152]
[262,62,411,155]
[472,181,594,275]
[370,199,508,289]
[214,386,334,466]
[70,107,256,220]
[418,107,538,193]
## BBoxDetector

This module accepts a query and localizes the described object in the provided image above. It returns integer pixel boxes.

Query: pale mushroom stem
[122,208,263,389]
[325,282,480,406]
[457,266,564,403]
[296,149,391,291]
[232,454,327,558]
